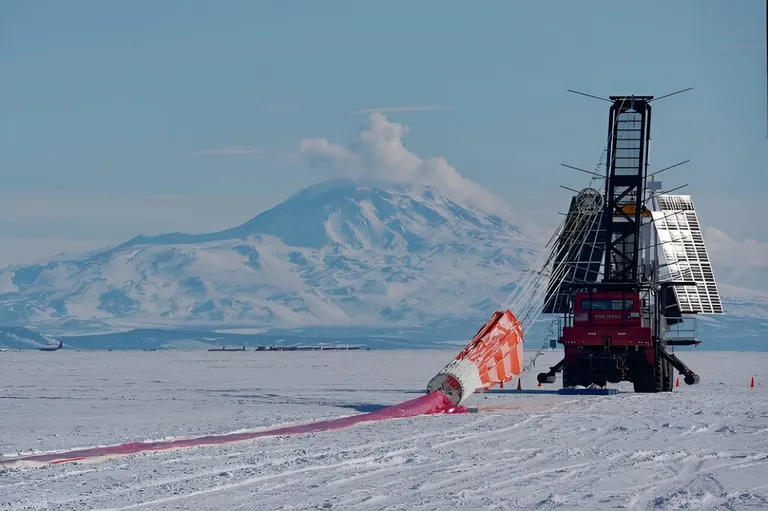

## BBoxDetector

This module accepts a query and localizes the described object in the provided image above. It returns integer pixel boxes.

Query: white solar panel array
[651,194,724,314]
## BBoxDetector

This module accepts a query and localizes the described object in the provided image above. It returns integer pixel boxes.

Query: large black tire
[662,359,674,392]
[633,349,665,393]
[632,370,657,393]
[562,364,577,388]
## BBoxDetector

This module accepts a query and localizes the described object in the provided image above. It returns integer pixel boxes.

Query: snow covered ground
[1,349,767,510]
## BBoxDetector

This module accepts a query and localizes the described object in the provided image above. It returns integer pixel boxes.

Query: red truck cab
[561,292,652,348]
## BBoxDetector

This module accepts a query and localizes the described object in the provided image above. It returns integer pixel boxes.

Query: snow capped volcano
[0,178,536,332]
[0,112,539,334]
[1,111,764,347]
[118,178,525,252]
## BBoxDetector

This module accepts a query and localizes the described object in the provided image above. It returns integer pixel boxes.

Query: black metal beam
[602,96,652,284]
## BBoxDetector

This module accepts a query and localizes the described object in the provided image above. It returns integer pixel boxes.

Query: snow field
[1,349,767,510]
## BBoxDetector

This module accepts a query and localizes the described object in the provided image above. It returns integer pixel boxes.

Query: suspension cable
[499,96,632,370]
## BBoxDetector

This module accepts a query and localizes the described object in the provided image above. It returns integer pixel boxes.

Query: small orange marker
[516,379,522,391]
[675,377,679,387]
[751,376,755,388]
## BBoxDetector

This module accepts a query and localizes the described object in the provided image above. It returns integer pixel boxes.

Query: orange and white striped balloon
[426,309,524,405]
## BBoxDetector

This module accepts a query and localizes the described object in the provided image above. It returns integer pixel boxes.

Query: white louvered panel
[652,195,723,314]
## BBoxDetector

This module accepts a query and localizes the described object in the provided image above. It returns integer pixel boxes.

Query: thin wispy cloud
[194,146,271,156]
[347,106,450,115]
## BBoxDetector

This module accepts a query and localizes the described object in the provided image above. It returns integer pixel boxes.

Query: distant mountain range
[0,179,538,344]
[1,178,766,351]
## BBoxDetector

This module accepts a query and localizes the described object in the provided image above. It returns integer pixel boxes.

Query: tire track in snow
[3,350,768,510]
[91,451,419,511]
[4,415,481,510]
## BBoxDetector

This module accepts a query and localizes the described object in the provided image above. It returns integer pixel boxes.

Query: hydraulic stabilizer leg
[537,358,564,384]
[660,349,700,385]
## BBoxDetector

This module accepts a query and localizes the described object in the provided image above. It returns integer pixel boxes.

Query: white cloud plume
[194,146,271,156]
[299,112,513,218]
[702,226,768,292]
[347,106,449,115]
[704,227,768,269]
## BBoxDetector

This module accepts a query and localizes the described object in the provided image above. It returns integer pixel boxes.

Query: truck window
[581,299,634,311]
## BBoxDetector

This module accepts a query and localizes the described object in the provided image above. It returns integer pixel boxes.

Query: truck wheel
[632,350,664,393]
[652,351,665,392]
[662,359,673,392]
[562,364,577,388]
[633,367,654,393]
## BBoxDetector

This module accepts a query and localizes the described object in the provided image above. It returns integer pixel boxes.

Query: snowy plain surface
[1,349,767,510]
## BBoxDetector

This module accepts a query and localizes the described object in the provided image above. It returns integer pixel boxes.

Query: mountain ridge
[111,178,525,251]
[3,108,764,350]
[0,179,538,335]
[0,178,765,350]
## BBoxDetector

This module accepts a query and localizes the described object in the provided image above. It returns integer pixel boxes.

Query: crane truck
[536,95,723,392]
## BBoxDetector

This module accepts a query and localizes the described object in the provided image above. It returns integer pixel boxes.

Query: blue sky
[1,1,766,286]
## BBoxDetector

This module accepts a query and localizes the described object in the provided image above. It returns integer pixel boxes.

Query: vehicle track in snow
[1,350,767,510]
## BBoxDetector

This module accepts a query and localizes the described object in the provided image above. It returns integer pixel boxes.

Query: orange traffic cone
[516,379,522,391]
[675,377,679,387]
[538,381,542,387]
[751,376,755,388]
[500,380,504,389]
